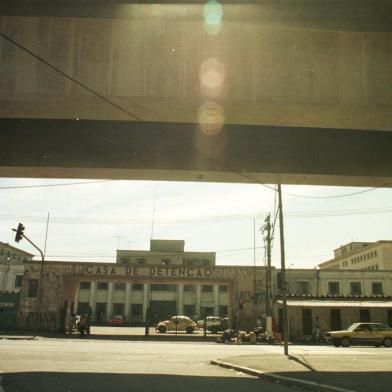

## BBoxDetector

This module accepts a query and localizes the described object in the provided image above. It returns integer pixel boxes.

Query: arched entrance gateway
[17,245,267,333]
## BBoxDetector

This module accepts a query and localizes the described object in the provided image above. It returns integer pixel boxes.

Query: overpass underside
[0,1,391,186]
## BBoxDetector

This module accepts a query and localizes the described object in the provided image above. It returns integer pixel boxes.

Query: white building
[318,241,392,271]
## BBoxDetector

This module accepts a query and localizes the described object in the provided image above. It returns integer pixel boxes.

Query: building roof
[0,241,34,256]
[276,299,392,308]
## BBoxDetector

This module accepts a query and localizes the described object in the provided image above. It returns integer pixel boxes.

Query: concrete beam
[1,118,392,187]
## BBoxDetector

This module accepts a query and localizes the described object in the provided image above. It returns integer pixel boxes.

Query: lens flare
[198,101,225,136]
[199,58,225,97]
[203,0,223,35]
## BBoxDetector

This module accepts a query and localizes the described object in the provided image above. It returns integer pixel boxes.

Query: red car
[108,314,125,326]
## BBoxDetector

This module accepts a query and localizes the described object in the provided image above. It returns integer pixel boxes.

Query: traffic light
[14,223,25,243]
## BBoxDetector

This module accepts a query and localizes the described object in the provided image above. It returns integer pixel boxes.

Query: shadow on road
[2,372,268,392]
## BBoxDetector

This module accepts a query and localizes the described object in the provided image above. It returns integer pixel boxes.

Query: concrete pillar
[89,282,96,319]
[142,283,149,322]
[6,271,14,290]
[178,284,184,315]
[196,285,201,318]
[124,283,131,321]
[106,282,113,321]
[214,284,219,316]
[74,282,80,314]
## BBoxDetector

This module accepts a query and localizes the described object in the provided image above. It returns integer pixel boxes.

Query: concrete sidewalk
[212,352,392,392]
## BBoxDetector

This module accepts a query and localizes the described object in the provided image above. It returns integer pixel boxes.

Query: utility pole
[278,184,289,356]
[263,214,272,322]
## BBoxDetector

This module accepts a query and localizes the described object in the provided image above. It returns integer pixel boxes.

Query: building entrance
[149,300,177,324]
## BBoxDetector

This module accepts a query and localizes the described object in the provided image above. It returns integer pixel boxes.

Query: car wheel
[185,326,194,334]
[383,337,392,348]
[158,325,167,333]
[341,337,351,347]
[333,339,341,347]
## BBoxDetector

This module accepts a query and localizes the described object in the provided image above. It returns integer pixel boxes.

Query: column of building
[106,282,113,321]
[89,282,96,320]
[124,283,131,321]
[177,284,184,315]
[142,283,149,322]
[214,284,219,316]
[196,284,201,318]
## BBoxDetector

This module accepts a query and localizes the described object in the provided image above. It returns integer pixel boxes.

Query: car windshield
[347,323,361,331]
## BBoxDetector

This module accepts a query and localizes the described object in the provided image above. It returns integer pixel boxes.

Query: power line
[237,172,391,199]
[0,180,113,190]
[0,33,142,121]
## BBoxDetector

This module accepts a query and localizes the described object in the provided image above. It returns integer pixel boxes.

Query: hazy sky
[1,177,391,269]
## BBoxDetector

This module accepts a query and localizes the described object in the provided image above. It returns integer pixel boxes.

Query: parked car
[108,314,125,326]
[197,316,223,333]
[325,322,392,347]
[156,315,198,334]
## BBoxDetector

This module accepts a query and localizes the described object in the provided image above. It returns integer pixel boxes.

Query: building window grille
[372,282,383,295]
[97,282,108,290]
[113,303,125,315]
[132,284,143,291]
[27,279,38,297]
[14,275,23,288]
[328,282,340,295]
[219,285,228,292]
[79,281,91,290]
[350,282,362,295]
[114,282,126,291]
[201,285,213,293]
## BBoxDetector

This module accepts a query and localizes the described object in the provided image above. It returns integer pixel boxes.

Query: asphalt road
[0,339,388,392]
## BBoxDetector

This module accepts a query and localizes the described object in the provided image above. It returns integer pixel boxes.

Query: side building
[274,268,392,340]
[0,241,34,291]
[318,241,392,271]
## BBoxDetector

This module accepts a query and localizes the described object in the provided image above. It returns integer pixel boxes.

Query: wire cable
[0,180,113,190]
[0,33,142,121]
[237,172,391,199]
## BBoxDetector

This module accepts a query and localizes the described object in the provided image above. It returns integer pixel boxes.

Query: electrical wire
[0,33,142,121]
[0,180,113,190]
[237,172,391,199]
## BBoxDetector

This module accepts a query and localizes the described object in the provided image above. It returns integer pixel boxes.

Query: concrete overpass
[1,1,392,186]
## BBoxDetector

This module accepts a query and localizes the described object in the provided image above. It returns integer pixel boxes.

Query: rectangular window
[137,258,146,265]
[114,282,126,291]
[219,305,228,317]
[328,282,340,295]
[219,285,228,292]
[131,303,142,316]
[113,303,125,315]
[350,282,362,295]
[372,282,383,295]
[14,275,23,288]
[374,250,378,257]
[297,281,310,295]
[201,285,213,293]
[77,302,90,314]
[151,284,177,292]
[132,283,143,291]
[27,279,38,297]
[120,257,130,264]
[79,281,91,290]
[184,285,194,292]
[184,304,195,317]
[97,282,108,290]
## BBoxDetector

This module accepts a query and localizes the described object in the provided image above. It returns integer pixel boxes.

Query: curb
[211,360,357,392]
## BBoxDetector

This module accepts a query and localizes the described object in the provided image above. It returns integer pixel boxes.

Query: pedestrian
[78,315,87,337]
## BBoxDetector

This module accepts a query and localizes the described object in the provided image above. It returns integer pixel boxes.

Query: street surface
[0,338,390,392]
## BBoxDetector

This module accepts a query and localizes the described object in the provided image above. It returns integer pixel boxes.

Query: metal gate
[0,292,20,331]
